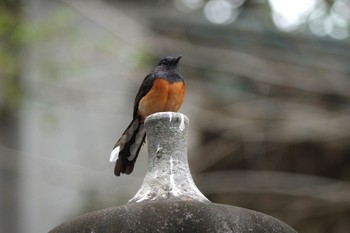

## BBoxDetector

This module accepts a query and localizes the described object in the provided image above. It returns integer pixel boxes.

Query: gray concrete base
[49,112,296,233]
[49,197,296,233]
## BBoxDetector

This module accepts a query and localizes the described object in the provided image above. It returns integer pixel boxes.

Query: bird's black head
[155,56,181,71]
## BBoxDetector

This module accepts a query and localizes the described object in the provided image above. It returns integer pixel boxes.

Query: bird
[109,56,185,176]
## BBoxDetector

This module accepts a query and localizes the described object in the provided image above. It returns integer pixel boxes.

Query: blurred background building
[0,0,350,232]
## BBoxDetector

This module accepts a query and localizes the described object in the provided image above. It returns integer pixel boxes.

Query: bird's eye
[161,60,167,65]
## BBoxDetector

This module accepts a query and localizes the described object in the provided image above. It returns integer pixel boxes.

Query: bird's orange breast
[138,79,185,121]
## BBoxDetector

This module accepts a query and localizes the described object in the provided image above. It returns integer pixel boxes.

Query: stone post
[49,112,297,233]
[129,112,208,203]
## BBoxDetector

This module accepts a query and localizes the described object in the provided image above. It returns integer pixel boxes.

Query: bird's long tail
[110,118,146,176]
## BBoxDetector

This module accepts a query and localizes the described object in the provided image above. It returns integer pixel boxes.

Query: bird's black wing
[132,73,157,118]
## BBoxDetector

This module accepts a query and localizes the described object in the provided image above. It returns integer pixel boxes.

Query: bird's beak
[175,56,182,63]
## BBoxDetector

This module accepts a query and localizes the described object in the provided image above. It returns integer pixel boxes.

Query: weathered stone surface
[129,112,208,203]
[49,198,296,233]
[49,112,297,233]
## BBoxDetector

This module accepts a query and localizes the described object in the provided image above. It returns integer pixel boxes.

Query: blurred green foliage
[0,0,21,115]
[0,0,79,116]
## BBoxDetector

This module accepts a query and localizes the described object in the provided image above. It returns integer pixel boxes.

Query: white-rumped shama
[109,56,185,176]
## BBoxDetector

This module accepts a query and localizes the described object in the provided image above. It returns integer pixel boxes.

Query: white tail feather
[109,146,120,162]
[109,119,140,163]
